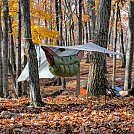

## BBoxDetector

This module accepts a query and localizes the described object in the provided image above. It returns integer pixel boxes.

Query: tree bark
[87,0,95,38]
[86,0,111,96]
[54,0,62,86]
[20,0,44,107]
[9,16,16,74]
[118,9,126,68]
[2,0,9,98]
[8,59,16,90]
[16,0,22,97]
[112,2,119,89]
[0,5,2,96]
[55,0,59,46]
[76,0,83,96]
[124,1,134,90]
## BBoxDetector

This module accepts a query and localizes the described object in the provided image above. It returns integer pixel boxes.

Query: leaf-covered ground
[0,96,134,133]
[0,57,134,134]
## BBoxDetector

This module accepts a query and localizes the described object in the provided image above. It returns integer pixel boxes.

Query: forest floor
[0,56,134,134]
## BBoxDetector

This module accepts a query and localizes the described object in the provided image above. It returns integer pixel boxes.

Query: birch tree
[124,1,134,90]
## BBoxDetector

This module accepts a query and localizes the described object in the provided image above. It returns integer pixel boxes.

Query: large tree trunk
[2,0,9,98]
[86,0,111,96]
[20,0,44,107]
[124,1,134,90]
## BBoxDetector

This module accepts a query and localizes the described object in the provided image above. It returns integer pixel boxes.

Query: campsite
[0,56,134,133]
[0,0,134,133]
[1,51,132,134]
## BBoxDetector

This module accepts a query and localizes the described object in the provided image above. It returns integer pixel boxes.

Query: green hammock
[41,46,84,77]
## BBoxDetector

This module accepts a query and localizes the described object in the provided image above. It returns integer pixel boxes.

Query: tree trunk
[23,55,28,95]
[54,0,62,86]
[120,27,126,67]
[86,0,111,96]
[16,0,22,97]
[9,16,16,74]
[0,5,2,96]
[76,0,83,96]
[108,9,115,50]
[58,0,66,90]
[59,0,62,46]
[8,59,16,90]
[55,0,59,46]
[124,1,134,90]
[20,0,44,107]
[87,0,95,38]
[112,2,119,89]
[83,4,90,63]
[2,0,9,98]
[118,8,126,68]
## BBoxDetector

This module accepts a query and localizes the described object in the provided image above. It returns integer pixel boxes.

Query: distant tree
[55,0,59,46]
[20,0,45,107]
[86,0,111,96]
[63,0,76,46]
[58,0,63,46]
[124,1,134,90]
[87,0,96,38]
[86,0,96,63]
[2,0,9,98]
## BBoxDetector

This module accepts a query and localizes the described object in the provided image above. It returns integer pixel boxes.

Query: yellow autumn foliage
[82,14,89,22]
[31,23,59,44]
[31,8,52,21]
[1,0,59,44]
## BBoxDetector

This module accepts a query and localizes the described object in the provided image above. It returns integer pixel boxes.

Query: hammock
[41,46,84,77]
[17,42,123,82]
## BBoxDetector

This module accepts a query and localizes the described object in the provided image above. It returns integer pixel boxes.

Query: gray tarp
[17,42,123,81]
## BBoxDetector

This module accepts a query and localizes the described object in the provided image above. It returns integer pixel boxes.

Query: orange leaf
[131,126,134,132]
[80,88,86,96]
[123,107,127,112]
